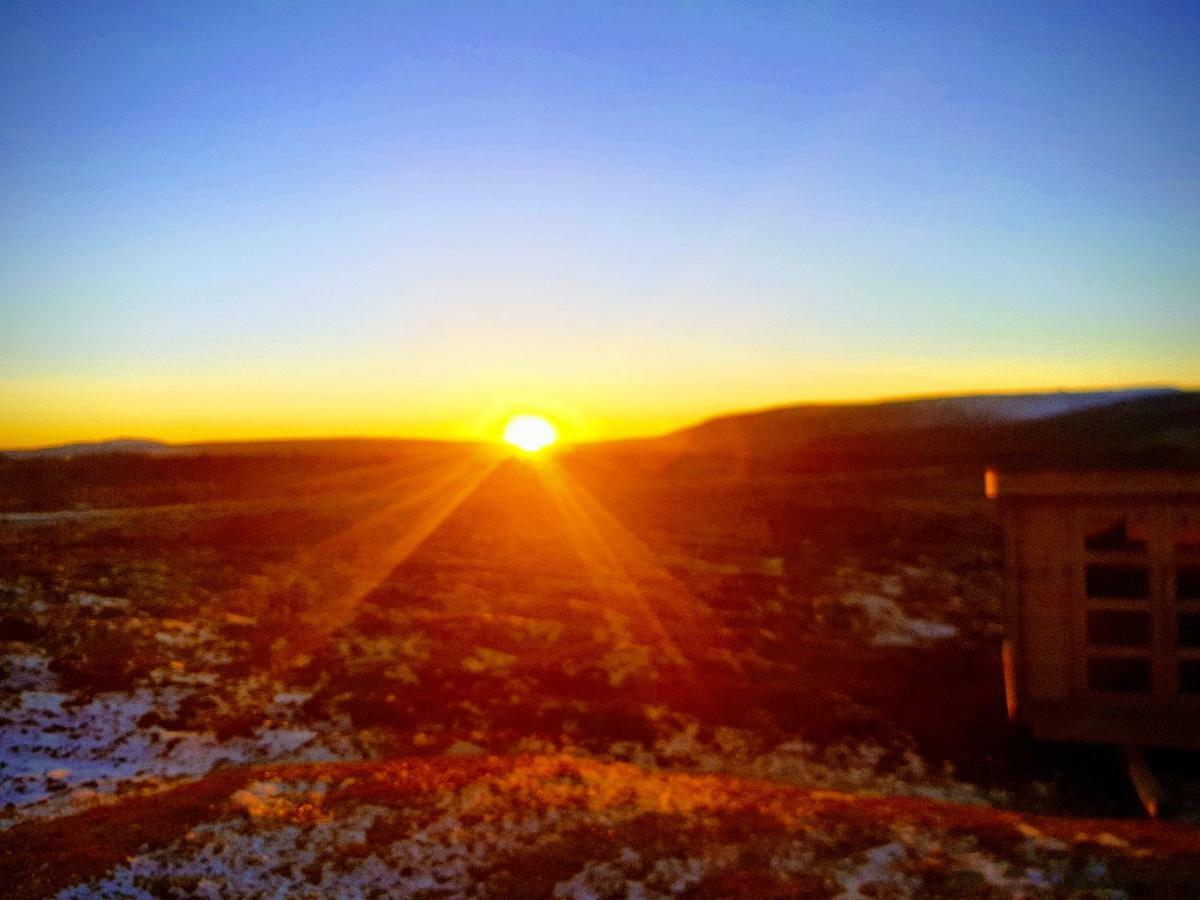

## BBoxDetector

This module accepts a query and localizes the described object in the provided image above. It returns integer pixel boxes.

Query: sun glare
[503,415,558,453]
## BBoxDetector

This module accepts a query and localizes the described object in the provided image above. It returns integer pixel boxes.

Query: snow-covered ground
[0,645,358,825]
[2,451,1197,897]
[0,560,986,831]
[50,758,1138,899]
[838,591,958,647]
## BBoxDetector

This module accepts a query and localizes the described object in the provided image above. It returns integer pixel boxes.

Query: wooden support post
[1001,639,1019,724]
[1124,745,1162,819]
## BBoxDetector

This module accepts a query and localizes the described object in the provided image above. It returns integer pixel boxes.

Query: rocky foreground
[3,755,1200,899]
[3,444,1198,896]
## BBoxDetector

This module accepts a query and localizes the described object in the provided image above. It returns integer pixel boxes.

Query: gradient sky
[2,1,1198,446]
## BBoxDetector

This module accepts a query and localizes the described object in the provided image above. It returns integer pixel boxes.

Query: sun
[502,414,558,453]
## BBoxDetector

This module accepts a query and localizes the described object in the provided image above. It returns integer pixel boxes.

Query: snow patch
[840,592,958,647]
[0,682,349,822]
[0,651,55,692]
[835,841,915,898]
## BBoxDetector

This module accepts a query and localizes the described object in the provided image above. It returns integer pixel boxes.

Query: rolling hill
[664,388,1200,471]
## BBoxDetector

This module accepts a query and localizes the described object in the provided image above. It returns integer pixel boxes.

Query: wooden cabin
[987,470,1200,749]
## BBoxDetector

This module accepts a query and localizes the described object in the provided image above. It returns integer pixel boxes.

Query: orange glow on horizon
[1,364,1194,450]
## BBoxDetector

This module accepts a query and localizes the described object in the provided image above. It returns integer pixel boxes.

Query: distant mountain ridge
[679,388,1180,444]
[668,387,1199,470]
[3,387,1191,464]
[1,438,172,460]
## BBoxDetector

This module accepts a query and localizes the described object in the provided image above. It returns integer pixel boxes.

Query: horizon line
[1,382,1191,455]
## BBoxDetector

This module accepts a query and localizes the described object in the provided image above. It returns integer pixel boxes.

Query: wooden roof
[985,469,1200,500]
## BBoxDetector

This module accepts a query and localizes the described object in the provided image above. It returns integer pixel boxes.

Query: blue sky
[1,2,1197,444]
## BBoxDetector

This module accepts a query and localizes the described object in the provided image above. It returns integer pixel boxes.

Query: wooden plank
[1023,700,1200,749]
[1002,638,1019,723]
[1124,745,1162,819]
[987,470,1200,500]
[1018,507,1073,702]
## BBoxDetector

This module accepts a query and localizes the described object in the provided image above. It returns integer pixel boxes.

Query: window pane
[1178,566,1200,601]
[1085,517,1147,552]
[1180,661,1200,695]
[1087,611,1151,647]
[1087,657,1151,693]
[1176,515,1200,553]
[1179,614,1200,648]
[1086,564,1149,599]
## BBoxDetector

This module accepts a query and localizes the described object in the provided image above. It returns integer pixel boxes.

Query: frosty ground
[1,439,1197,896]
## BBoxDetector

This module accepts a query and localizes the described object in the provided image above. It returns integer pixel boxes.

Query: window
[1176,515,1200,553]
[1085,564,1149,599]
[1085,517,1148,552]
[1180,661,1200,695]
[1179,614,1200,649]
[1082,514,1153,694]
[1077,507,1200,699]
[1178,566,1200,602]
[1087,658,1151,693]
[1087,611,1151,647]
